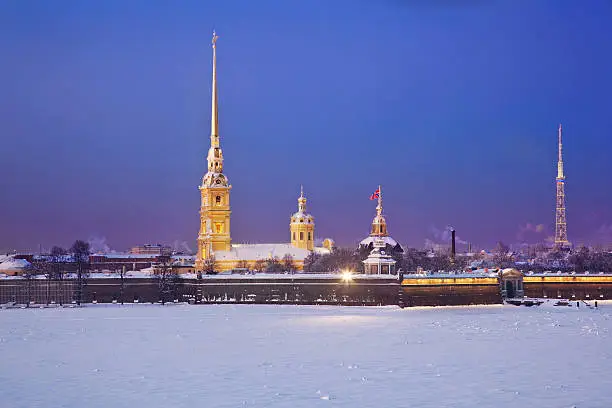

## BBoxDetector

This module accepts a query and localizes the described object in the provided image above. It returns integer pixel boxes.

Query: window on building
[300,232,304,240]
[308,232,311,241]
[215,195,221,206]
[293,232,296,241]
[215,223,223,234]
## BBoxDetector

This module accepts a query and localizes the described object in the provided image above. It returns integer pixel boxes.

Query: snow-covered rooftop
[215,243,312,261]
[91,253,157,260]
[0,258,30,272]
[359,236,399,248]
[313,247,331,255]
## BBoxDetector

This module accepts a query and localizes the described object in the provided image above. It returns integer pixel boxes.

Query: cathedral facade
[195,32,329,272]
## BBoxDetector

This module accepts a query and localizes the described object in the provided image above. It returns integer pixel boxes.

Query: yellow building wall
[523,275,612,284]
[290,223,314,251]
[214,259,305,273]
[401,277,499,286]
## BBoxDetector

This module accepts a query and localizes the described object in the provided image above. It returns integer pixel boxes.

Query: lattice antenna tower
[554,124,569,248]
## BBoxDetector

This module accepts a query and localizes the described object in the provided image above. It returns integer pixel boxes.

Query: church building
[195,32,330,272]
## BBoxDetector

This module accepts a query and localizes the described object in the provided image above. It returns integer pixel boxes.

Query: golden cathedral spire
[211,30,219,148]
[196,30,232,270]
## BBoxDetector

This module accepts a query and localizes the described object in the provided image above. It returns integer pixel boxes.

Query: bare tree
[569,246,590,273]
[265,257,283,273]
[402,248,429,273]
[303,252,321,272]
[282,254,294,273]
[118,265,127,304]
[49,246,67,280]
[154,254,176,305]
[492,241,513,268]
[304,248,360,273]
[45,246,68,305]
[202,255,217,275]
[253,259,266,273]
[31,257,53,305]
[429,253,452,272]
[22,263,39,307]
[70,240,90,305]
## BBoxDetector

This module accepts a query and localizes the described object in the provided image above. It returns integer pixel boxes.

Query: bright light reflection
[341,270,353,281]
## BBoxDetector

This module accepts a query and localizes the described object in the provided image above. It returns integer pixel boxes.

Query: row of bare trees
[201,254,297,275]
[22,240,91,306]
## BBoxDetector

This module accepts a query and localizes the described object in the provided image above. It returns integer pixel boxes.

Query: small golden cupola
[370,185,387,237]
[290,186,315,251]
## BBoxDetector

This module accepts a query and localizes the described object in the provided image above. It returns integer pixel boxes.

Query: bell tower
[290,186,315,251]
[196,31,231,270]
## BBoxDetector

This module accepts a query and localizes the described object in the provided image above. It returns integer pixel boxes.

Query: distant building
[129,244,172,256]
[90,254,158,271]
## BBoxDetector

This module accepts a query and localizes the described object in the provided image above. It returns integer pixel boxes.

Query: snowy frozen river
[1,303,611,408]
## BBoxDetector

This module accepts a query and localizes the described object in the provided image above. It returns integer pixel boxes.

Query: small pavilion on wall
[362,237,397,275]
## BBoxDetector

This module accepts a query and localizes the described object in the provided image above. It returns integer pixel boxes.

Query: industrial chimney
[451,229,456,264]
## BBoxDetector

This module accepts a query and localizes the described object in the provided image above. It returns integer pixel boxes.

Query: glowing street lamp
[341,270,354,282]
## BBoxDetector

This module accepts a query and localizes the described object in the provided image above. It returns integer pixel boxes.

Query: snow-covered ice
[1,303,611,407]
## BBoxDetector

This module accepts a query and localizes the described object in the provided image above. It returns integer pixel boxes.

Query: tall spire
[376,185,383,217]
[196,29,232,271]
[204,30,225,176]
[210,30,219,148]
[557,124,564,180]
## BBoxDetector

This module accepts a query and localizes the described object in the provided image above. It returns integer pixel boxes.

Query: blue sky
[1,0,611,252]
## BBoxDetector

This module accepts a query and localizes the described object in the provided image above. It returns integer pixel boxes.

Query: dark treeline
[23,240,91,305]
[303,246,461,274]
[303,243,612,274]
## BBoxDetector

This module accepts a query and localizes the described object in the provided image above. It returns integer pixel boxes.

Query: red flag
[370,188,380,200]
